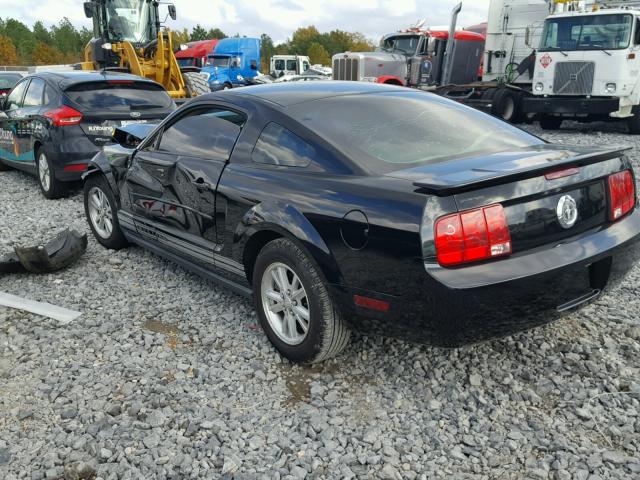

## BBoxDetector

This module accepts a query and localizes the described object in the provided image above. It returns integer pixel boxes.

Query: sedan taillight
[44,105,83,127]
[608,170,635,221]
[435,204,512,267]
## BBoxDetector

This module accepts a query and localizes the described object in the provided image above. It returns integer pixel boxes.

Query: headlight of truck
[534,82,544,92]
[605,83,617,94]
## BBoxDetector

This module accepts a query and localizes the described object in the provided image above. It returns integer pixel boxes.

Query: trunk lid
[390,144,634,255]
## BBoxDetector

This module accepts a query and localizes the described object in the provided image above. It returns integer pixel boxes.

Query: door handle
[191,177,214,189]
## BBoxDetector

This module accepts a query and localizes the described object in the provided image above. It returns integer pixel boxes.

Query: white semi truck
[522,0,640,132]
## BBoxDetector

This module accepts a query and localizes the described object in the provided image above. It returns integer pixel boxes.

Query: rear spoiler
[413,146,631,196]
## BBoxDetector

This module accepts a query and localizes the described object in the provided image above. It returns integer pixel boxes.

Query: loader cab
[84,0,161,46]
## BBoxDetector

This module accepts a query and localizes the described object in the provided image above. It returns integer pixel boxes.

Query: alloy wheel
[38,153,50,192]
[88,186,114,239]
[260,262,310,346]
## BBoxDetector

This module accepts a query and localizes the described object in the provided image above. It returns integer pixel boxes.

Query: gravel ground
[1,122,640,480]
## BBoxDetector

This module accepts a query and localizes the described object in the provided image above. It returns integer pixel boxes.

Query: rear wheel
[84,175,128,250]
[37,148,66,199]
[539,115,563,130]
[253,238,350,363]
[491,88,522,123]
[183,72,210,97]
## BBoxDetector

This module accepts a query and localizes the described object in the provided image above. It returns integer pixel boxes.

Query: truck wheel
[539,115,563,130]
[492,88,522,123]
[628,107,640,134]
[183,72,210,98]
[222,83,233,90]
[253,238,350,363]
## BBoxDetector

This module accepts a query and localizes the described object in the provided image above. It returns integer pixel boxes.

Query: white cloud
[0,0,491,44]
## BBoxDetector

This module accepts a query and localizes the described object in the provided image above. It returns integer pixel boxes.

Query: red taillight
[435,204,512,267]
[44,106,83,127]
[63,164,88,172]
[608,170,635,221]
[353,295,390,313]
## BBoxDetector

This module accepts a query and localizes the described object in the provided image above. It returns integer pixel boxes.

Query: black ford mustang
[83,82,640,363]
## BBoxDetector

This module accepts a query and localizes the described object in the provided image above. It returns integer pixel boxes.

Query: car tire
[253,238,350,363]
[36,147,66,199]
[539,115,563,130]
[183,72,210,98]
[492,88,522,123]
[222,83,232,90]
[628,106,640,134]
[84,175,128,250]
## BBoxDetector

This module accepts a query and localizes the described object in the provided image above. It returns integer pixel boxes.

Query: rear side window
[23,78,45,107]
[65,81,173,112]
[158,108,244,160]
[5,79,29,110]
[252,122,316,168]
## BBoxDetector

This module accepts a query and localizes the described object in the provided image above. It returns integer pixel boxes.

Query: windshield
[177,58,194,67]
[103,0,158,44]
[207,56,230,68]
[379,35,420,55]
[540,14,632,51]
[289,92,540,175]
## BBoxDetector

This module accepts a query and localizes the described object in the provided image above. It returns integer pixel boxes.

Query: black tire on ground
[491,88,522,123]
[539,115,563,130]
[253,238,351,363]
[222,83,233,90]
[83,174,129,250]
[36,146,66,199]
[0,159,12,171]
[183,72,211,97]
[628,106,640,134]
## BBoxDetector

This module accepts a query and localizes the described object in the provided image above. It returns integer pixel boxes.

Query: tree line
[0,18,376,70]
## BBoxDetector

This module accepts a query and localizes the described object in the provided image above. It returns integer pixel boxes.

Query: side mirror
[84,2,93,18]
[0,97,5,111]
[168,5,177,20]
[525,26,531,48]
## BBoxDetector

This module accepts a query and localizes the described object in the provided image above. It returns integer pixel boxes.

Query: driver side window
[5,79,29,111]
[635,19,640,45]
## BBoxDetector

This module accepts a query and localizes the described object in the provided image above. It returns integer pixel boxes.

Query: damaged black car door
[120,105,246,267]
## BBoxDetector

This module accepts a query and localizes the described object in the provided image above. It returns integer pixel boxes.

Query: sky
[0,0,491,44]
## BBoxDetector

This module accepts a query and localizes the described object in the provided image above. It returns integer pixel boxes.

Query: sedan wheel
[261,262,310,346]
[88,186,114,239]
[38,152,51,192]
[37,149,65,199]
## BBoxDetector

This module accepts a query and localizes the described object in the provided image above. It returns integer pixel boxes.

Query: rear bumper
[522,96,619,115]
[334,208,640,346]
[47,134,100,181]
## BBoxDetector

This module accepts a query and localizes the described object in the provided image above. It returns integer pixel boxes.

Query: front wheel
[539,115,563,130]
[37,148,66,199]
[83,175,128,250]
[253,238,350,363]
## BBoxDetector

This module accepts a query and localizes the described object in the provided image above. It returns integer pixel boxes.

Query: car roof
[28,71,162,89]
[207,81,408,107]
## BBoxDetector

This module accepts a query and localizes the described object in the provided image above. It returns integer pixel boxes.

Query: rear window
[289,92,542,174]
[64,81,173,112]
[0,74,22,90]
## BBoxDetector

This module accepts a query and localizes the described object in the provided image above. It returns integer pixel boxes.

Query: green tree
[32,41,64,65]
[33,21,53,45]
[260,33,275,72]
[172,27,190,46]
[307,42,330,65]
[207,28,226,40]
[0,18,36,64]
[0,34,18,65]
[51,18,83,56]
[348,32,375,52]
[190,24,208,41]
[289,26,320,55]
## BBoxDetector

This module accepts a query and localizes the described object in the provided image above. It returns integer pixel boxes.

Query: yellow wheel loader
[79,0,210,99]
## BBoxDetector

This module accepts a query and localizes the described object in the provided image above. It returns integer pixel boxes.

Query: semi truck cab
[523,6,640,131]
[201,38,261,91]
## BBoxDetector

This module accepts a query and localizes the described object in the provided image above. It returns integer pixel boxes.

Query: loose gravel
[1,122,640,480]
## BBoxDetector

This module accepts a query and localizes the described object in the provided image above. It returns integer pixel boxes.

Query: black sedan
[82,82,640,363]
[0,71,175,199]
